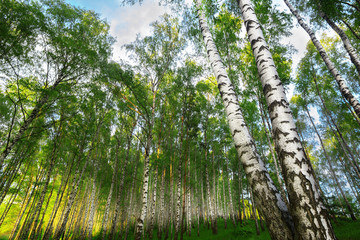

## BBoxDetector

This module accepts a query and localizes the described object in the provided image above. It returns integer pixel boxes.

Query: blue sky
[63,0,309,65]
[63,0,319,121]
[64,0,169,60]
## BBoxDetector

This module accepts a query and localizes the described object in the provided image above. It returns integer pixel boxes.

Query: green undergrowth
[332,218,360,240]
[1,217,360,239]
[181,219,270,240]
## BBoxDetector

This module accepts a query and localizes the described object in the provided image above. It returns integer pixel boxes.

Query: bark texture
[195,0,294,239]
[319,10,360,77]
[283,0,360,119]
[239,0,336,239]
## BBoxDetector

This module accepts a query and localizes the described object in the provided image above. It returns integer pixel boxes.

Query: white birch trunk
[195,0,294,238]
[239,0,336,238]
[135,91,156,240]
[304,104,357,220]
[0,78,62,170]
[86,151,99,240]
[319,10,360,77]
[283,0,360,119]
[158,168,166,239]
[101,143,119,240]
[222,172,228,228]
[174,152,183,240]
[187,155,191,236]
[148,166,158,239]
[227,172,236,226]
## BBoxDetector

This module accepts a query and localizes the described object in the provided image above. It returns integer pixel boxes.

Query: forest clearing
[0,0,360,239]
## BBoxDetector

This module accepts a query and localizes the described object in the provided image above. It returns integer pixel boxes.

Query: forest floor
[144,217,360,240]
[1,218,359,239]
[176,218,360,240]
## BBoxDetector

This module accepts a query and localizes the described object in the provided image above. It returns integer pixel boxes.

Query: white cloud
[309,106,320,125]
[100,0,169,61]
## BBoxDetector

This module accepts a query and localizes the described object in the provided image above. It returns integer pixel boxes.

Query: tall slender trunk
[304,103,357,221]
[239,168,246,221]
[80,179,92,239]
[164,162,173,240]
[111,123,135,240]
[187,152,191,237]
[53,146,92,240]
[195,0,294,238]
[257,93,288,205]
[250,189,260,235]
[343,165,360,205]
[53,119,102,240]
[10,165,45,240]
[203,116,216,235]
[283,0,360,119]
[174,114,185,240]
[157,168,166,240]
[319,10,360,77]
[180,149,188,240]
[238,0,335,238]
[212,152,217,224]
[135,90,157,240]
[313,76,360,178]
[23,122,63,240]
[200,172,205,225]
[42,151,76,240]
[194,153,201,236]
[72,182,90,239]
[148,166,158,240]
[149,118,163,240]
[101,141,120,240]
[341,19,360,42]
[124,146,140,240]
[222,172,228,229]
[0,78,63,170]
[226,163,236,226]
[33,173,57,240]
[236,170,242,224]
[0,159,30,228]
[86,148,100,240]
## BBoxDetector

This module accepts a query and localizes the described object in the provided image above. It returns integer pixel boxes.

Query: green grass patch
[2,217,360,239]
[181,219,270,240]
[333,218,360,240]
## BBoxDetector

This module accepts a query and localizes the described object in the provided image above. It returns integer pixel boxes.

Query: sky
[65,0,310,65]
[65,0,319,121]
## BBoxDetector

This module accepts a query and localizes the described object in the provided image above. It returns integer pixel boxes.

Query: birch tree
[194,0,294,238]
[238,0,336,238]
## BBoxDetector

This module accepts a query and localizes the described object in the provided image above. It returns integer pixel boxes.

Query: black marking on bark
[263,84,272,96]
[250,37,263,48]
[285,137,300,144]
[268,99,288,113]
[273,127,290,140]
[246,20,258,32]
[258,45,268,53]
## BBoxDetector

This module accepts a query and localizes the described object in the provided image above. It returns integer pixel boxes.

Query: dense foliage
[0,0,359,239]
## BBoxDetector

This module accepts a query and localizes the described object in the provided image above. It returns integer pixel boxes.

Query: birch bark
[135,90,156,240]
[101,141,120,240]
[319,11,360,77]
[238,0,336,238]
[283,0,360,119]
[304,104,357,221]
[0,78,63,170]
[195,0,294,238]
[111,124,135,240]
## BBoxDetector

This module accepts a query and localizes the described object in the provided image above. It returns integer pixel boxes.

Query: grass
[333,217,360,240]
[181,219,270,240]
[176,217,360,240]
[1,217,359,239]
